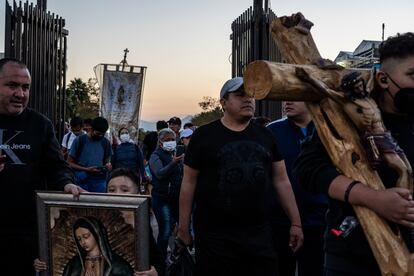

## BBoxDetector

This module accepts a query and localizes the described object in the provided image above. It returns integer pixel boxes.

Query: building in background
[334,40,381,69]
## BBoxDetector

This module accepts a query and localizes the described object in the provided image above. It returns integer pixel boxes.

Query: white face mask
[162,141,176,152]
[120,133,130,143]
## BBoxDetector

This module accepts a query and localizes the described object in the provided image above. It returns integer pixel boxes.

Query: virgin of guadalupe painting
[62,216,133,276]
[36,192,150,276]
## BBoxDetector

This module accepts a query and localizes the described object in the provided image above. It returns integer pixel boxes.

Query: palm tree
[66,78,99,119]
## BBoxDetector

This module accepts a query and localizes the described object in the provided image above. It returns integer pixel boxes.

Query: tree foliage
[191,96,223,126]
[198,96,221,111]
[66,78,100,119]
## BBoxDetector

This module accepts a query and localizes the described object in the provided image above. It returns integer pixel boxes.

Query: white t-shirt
[61,131,82,150]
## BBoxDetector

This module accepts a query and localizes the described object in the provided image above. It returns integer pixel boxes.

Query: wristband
[344,181,360,203]
[291,224,302,228]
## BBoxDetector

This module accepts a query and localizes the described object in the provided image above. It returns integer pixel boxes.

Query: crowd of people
[0,31,414,276]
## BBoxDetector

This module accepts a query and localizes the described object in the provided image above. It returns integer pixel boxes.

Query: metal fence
[4,0,68,138]
[231,0,283,120]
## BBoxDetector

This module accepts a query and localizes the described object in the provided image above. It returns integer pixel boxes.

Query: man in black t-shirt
[178,77,303,276]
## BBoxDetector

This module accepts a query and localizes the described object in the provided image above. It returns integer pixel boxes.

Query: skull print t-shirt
[184,119,282,231]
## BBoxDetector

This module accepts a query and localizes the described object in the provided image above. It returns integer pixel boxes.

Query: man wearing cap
[178,77,303,276]
[167,116,182,143]
[180,128,193,148]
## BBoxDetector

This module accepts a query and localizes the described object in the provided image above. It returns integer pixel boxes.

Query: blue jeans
[74,171,107,192]
[151,194,179,258]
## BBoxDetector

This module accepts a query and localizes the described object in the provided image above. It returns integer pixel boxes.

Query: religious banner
[95,64,147,141]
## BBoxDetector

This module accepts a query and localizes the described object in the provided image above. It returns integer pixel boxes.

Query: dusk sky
[1,0,413,121]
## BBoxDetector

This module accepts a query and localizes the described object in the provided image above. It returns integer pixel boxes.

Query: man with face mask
[149,128,184,258]
[111,127,146,182]
[68,117,112,192]
[295,32,414,275]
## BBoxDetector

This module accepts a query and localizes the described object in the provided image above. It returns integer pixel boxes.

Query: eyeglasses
[92,130,105,137]
[71,127,82,132]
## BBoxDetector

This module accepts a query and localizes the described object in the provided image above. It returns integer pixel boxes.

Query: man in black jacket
[295,33,414,275]
[0,58,82,275]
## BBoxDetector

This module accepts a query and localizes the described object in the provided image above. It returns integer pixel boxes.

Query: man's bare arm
[272,161,302,225]
[328,175,414,228]
[177,165,199,245]
[272,161,304,251]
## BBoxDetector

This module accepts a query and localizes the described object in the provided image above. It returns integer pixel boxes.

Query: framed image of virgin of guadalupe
[36,191,150,276]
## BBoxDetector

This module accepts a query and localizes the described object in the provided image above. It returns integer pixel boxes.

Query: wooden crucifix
[244,13,414,275]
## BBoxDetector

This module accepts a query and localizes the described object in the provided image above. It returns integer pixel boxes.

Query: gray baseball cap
[220,77,244,99]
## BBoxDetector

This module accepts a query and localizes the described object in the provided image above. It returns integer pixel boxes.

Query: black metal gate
[4,0,68,138]
[231,0,283,120]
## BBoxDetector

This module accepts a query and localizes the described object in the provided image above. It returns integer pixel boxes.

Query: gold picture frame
[36,191,150,276]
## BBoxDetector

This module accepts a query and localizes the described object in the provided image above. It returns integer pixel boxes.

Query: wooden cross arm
[243,60,369,101]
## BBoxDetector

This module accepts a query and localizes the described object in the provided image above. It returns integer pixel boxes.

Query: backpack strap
[101,138,110,164]
[75,134,87,162]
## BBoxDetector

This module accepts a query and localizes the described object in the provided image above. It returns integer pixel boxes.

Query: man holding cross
[295,33,414,275]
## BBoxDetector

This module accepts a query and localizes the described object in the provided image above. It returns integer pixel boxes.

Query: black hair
[0,58,27,73]
[70,117,83,128]
[379,32,414,63]
[222,93,230,100]
[118,127,129,137]
[340,71,368,100]
[183,122,194,129]
[107,168,141,187]
[83,118,93,126]
[72,217,102,254]
[168,117,182,126]
[91,117,109,133]
[156,120,168,131]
